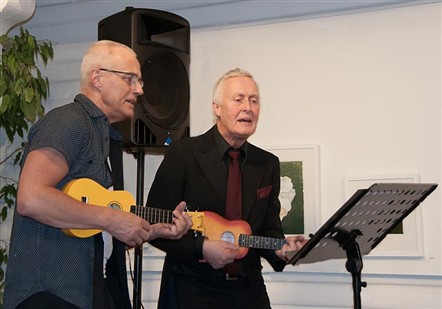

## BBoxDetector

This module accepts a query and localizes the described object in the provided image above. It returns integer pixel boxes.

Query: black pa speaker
[98,7,190,152]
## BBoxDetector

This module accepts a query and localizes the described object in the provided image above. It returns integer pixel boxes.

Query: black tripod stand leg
[133,151,145,309]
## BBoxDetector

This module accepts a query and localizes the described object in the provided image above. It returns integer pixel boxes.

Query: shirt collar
[74,94,122,141]
[75,94,105,119]
[213,125,248,161]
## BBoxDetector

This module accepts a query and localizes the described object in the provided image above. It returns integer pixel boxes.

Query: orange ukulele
[62,178,285,259]
[200,211,286,259]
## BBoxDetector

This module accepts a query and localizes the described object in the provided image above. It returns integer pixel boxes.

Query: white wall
[189,2,442,274]
[135,3,442,308]
[1,2,441,308]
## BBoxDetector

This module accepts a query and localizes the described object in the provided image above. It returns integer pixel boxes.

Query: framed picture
[266,145,321,236]
[344,174,424,257]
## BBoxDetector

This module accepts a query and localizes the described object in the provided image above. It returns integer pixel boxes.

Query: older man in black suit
[148,68,306,309]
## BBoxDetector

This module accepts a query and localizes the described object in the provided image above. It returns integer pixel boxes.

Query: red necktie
[224,150,242,279]
[225,150,242,220]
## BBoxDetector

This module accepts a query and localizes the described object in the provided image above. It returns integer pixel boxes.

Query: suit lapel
[193,129,227,213]
[191,127,269,220]
[242,147,265,220]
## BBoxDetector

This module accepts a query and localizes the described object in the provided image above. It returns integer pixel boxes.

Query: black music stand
[287,183,438,309]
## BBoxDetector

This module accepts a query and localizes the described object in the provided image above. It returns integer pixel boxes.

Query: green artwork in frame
[268,145,319,237]
[279,161,305,234]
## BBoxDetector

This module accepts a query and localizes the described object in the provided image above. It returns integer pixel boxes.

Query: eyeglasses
[98,68,144,88]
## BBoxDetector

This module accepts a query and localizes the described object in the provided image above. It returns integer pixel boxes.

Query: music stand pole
[132,151,145,309]
[339,230,367,309]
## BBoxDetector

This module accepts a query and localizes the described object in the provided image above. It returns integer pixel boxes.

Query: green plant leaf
[23,87,34,103]
[0,26,53,139]
[0,94,11,113]
[0,207,7,222]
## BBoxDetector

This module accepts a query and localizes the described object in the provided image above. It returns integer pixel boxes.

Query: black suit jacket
[148,126,287,307]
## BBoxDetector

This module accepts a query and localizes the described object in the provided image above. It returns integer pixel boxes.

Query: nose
[134,82,144,96]
[242,98,252,111]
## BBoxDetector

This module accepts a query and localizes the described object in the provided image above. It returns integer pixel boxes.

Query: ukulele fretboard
[238,234,286,250]
[130,205,174,224]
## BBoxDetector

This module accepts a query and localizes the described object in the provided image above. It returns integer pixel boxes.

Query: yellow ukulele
[62,178,285,259]
[61,178,204,238]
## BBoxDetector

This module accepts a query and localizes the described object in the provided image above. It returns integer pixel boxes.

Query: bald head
[80,40,138,91]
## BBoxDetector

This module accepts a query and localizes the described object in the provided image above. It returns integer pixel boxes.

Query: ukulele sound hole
[221,231,235,244]
[109,202,121,211]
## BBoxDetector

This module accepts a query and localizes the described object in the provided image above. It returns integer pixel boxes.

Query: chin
[240,125,257,134]
[125,110,135,119]
[236,130,255,139]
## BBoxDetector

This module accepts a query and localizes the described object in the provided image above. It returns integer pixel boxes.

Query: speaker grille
[141,51,189,129]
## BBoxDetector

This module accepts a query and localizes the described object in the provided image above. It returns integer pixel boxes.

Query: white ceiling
[34,0,435,29]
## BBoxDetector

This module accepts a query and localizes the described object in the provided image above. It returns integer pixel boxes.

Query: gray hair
[212,68,259,104]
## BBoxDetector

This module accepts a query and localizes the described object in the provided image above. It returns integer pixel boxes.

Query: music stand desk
[287,183,438,309]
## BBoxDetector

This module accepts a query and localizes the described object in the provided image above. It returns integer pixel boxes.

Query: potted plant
[0,26,53,304]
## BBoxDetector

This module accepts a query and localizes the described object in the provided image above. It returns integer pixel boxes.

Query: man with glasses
[4,40,193,309]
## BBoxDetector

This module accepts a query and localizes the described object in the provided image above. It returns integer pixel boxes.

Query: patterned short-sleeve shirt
[4,94,121,309]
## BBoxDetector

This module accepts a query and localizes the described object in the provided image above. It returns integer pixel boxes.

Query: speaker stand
[133,151,145,309]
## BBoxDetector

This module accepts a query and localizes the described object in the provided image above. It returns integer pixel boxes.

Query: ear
[90,69,102,88]
[212,101,220,117]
